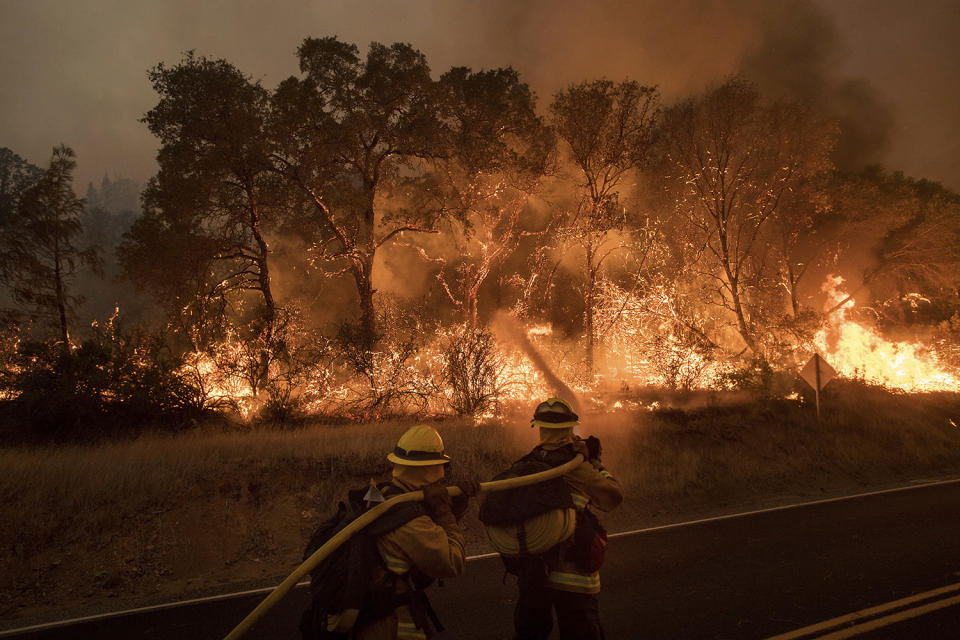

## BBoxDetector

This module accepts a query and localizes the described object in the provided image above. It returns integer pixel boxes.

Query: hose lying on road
[223,453,584,640]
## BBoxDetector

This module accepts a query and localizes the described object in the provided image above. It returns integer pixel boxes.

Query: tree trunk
[53,249,69,349]
[355,194,378,350]
[354,255,377,351]
[728,272,755,352]
[465,288,479,330]
[585,238,596,374]
[787,262,800,318]
[718,225,755,352]
[250,204,275,395]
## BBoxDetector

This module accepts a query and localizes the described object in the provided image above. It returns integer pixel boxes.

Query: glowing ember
[814,275,960,392]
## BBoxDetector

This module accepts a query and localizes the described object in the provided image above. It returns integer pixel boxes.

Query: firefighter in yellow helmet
[514,398,623,640]
[356,425,479,640]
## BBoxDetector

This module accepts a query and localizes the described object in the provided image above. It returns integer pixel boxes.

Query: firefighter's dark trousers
[512,560,605,640]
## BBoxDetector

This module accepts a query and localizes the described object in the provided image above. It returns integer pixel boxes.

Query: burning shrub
[0,313,206,443]
[438,324,506,416]
[255,319,336,426]
[328,301,436,421]
[752,309,820,370]
[594,279,723,390]
[175,305,338,424]
[0,316,25,399]
[933,312,960,371]
[647,329,719,391]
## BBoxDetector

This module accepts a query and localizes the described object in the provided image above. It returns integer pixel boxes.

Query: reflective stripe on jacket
[356,484,465,639]
[541,447,623,594]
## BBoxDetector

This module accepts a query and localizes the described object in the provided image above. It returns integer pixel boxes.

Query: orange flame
[814,275,959,392]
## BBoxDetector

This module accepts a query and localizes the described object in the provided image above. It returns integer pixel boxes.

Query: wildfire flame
[814,275,960,392]
[172,275,957,422]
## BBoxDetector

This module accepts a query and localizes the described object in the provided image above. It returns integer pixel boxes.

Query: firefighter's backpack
[299,483,425,640]
[478,446,577,557]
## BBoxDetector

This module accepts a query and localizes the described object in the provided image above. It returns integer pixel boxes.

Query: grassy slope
[2,382,959,627]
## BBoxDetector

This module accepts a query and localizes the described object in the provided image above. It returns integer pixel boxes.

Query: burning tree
[126,53,283,396]
[417,66,554,328]
[550,80,659,372]
[270,37,446,350]
[825,168,960,323]
[657,78,833,355]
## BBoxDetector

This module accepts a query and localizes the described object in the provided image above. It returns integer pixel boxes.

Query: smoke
[738,0,894,171]
[2,1,956,190]
[435,0,759,101]
[456,0,897,174]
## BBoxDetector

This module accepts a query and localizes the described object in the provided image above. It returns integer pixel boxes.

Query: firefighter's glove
[571,438,590,459]
[422,483,454,522]
[456,479,481,498]
[450,479,481,520]
[585,435,602,461]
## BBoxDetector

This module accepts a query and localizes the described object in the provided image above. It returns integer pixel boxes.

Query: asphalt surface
[4,479,960,639]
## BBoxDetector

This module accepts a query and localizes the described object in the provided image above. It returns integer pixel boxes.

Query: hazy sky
[1,0,957,191]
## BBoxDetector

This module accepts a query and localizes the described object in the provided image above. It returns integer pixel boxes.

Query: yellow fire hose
[223,454,584,640]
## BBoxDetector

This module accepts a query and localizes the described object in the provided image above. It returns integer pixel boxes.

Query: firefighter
[513,398,623,640]
[357,424,479,640]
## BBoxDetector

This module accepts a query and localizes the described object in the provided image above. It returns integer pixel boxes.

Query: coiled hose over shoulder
[223,454,584,640]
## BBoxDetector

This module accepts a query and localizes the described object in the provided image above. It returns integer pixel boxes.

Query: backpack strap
[366,483,428,536]
[523,443,577,468]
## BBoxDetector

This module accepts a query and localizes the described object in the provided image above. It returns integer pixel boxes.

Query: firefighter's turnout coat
[357,467,465,640]
[540,431,623,594]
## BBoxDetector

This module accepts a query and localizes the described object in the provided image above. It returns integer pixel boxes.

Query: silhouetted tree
[126,53,282,392]
[78,176,142,323]
[85,175,140,215]
[4,146,100,346]
[0,148,44,291]
[827,169,960,321]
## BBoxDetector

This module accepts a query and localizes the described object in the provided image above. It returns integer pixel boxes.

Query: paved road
[4,479,960,639]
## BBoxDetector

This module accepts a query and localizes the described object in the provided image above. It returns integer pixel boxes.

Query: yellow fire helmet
[531,397,580,428]
[386,425,452,466]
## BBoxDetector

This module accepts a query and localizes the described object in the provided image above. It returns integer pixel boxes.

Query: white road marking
[608,476,960,539]
[2,475,959,637]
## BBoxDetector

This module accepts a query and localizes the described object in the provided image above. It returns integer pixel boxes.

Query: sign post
[800,353,836,419]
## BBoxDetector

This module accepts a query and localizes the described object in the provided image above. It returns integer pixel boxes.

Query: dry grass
[607,382,960,513]
[0,418,523,556]
[0,417,527,624]
[2,384,960,625]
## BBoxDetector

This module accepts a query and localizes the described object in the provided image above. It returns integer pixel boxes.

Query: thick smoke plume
[738,1,894,170]
[455,0,896,173]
